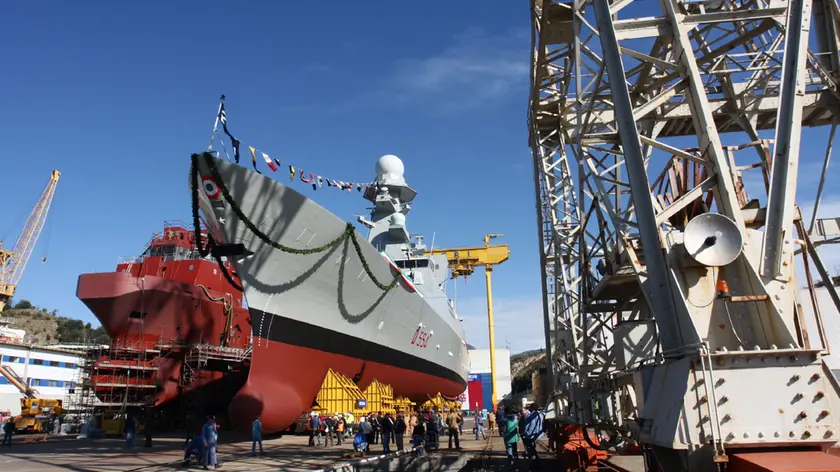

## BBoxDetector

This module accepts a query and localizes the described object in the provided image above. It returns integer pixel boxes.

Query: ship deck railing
[93,362,159,371]
[183,344,252,363]
[91,383,158,389]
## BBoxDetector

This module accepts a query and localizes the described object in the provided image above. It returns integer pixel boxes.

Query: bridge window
[394,259,429,269]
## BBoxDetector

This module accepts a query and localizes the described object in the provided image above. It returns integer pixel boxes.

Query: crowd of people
[130,403,548,469]
[299,403,547,467]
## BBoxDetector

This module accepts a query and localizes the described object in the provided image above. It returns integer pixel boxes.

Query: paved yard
[0,428,505,472]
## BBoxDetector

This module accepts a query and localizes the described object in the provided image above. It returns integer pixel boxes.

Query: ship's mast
[364,155,417,251]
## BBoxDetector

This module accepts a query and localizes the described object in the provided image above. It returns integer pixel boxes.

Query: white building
[0,341,84,416]
[462,348,512,411]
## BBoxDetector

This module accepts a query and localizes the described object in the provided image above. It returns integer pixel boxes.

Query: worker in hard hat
[344,412,355,438]
[307,412,321,447]
[335,414,345,445]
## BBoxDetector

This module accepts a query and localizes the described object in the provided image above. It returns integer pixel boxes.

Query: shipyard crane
[529,0,840,470]
[0,170,60,312]
[427,234,510,410]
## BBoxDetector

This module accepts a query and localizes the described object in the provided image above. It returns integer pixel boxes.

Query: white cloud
[331,28,529,116]
[456,296,547,354]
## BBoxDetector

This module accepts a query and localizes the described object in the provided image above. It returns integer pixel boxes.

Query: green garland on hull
[189,152,401,292]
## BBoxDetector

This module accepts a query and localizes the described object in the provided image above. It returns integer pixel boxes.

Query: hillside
[0,299,109,345]
[510,348,547,393]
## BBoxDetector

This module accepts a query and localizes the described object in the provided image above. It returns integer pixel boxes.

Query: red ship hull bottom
[229,335,465,433]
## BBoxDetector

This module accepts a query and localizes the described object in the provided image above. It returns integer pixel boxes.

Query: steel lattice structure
[529,0,840,468]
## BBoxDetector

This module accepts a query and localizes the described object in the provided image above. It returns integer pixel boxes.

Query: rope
[189,152,401,292]
[196,284,234,347]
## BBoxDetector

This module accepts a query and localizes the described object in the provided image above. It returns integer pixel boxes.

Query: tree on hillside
[3,298,111,345]
[55,318,111,344]
[13,299,33,310]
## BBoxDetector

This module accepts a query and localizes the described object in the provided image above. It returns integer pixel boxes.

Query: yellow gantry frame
[427,234,509,411]
[0,170,60,312]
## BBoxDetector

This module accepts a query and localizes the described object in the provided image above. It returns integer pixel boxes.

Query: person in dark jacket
[394,414,407,450]
[380,413,395,453]
[144,413,155,448]
[124,415,137,449]
[371,413,381,444]
[2,418,13,447]
[411,418,426,448]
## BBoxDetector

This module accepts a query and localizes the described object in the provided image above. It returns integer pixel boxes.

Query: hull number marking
[411,327,431,348]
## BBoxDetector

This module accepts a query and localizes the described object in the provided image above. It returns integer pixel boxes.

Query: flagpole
[208,94,225,151]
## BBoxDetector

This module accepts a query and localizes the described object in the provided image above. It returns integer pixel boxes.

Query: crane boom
[426,243,510,278]
[0,170,60,311]
[427,234,509,411]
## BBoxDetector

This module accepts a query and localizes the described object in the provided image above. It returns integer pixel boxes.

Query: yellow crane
[427,233,509,411]
[0,170,60,312]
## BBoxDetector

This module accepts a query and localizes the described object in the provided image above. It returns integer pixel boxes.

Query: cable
[722,301,748,348]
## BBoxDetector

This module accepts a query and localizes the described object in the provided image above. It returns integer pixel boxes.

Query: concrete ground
[0,424,547,472]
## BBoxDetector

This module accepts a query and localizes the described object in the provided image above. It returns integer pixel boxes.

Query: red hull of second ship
[77,222,251,413]
[229,335,465,433]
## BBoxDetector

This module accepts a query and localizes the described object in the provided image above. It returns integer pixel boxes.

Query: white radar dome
[390,213,406,227]
[376,154,405,178]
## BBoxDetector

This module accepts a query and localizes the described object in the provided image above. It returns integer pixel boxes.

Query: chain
[190,152,401,291]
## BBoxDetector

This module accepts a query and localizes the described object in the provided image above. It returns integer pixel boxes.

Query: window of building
[0,377,8,385]
[2,356,23,363]
[30,359,44,365]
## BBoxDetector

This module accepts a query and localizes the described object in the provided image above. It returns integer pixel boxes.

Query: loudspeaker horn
[683,212,743,267]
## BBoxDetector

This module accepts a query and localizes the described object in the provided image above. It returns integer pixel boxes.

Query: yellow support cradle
[312,369,368,417]
[362,379,395,415]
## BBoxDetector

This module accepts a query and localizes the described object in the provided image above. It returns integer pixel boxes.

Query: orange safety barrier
[554,424,609,472]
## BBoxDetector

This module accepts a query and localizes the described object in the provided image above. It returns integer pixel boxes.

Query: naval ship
[191,152,470,432]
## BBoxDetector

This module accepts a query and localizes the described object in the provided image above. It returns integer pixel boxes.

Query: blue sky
[1,1,544,352]
[3,1,840,354]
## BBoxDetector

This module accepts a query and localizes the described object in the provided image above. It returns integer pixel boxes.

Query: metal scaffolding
[529,0,840,468]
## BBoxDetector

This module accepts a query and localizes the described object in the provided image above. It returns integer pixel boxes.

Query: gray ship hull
[193,155,469,432]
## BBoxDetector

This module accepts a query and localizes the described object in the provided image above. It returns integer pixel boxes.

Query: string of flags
[214,101,373,194]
